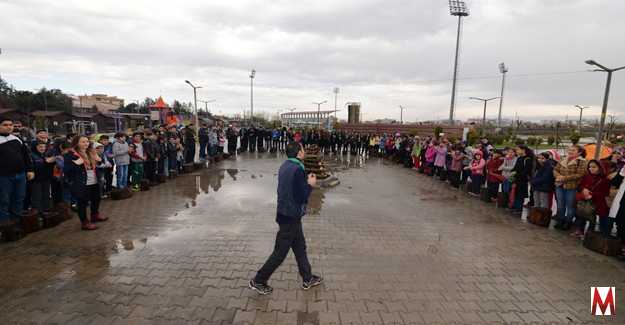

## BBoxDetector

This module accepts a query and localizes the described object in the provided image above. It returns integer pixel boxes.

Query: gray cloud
[0,0,623,122]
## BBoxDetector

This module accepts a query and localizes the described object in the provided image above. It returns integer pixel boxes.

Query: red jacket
[486,157,504,183]
[577,174,610,217]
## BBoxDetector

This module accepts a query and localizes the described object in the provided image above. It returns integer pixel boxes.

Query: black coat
[531,160,555,192]
[63,152,100,200]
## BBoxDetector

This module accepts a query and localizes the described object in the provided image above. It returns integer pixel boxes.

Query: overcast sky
[0,0,624,122]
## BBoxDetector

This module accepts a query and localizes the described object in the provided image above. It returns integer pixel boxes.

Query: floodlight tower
[497,63,508,128]
[448,0,469,125]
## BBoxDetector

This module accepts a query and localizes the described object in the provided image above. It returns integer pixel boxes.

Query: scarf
[287,158,305,171]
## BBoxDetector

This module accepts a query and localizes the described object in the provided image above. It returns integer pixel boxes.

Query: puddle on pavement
[106,153,365,266]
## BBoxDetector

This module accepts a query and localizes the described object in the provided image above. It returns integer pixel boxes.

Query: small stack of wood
[304,145,330,180]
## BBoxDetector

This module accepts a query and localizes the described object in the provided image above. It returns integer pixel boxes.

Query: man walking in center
[249,142,323,295]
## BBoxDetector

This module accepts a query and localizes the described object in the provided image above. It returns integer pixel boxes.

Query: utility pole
[199,99,216,114]
[184,80,202,154]
[585,59,625,160]
[470,96,499,126]
[313,100,327,129]
[333,87,340,121]
[448,0,469,125]
[574,105,590,135]
[497,63,508,128]
[250,69,255,125]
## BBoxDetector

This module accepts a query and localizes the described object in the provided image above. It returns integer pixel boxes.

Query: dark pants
[51,178,63,204]
[449,170,460,188]
[77,184,100,224]
[487,181,500,200]
[199,140,208,159]
[103,168,114,193]
[30,180,51,211]
[0,173,27,224]
[249,137,257,152]
[144,160,156,183]
[185,145,195,164]
[255,221,312,284]
[471,174,483,194]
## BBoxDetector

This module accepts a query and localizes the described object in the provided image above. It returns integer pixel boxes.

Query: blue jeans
[116,165,129,189]
[600,217,614,237]
[502,180,512,194]
[556,187,577,223]
[199,141,208,159]
[0,173,27,223]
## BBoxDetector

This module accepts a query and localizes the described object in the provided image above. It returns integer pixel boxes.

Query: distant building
[73,94,124,114]
[347,103,361,124]
[280,110,337,129]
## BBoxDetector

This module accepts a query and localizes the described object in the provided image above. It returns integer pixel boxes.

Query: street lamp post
[333,87,340,121]
[199,99,216,114]
[497,63,508,128]
[448,0,469,125]
[574,105,590,135]
[585,60,625,160]
[399,105,406,124]
[313,100,328,129]
[469,96,500,126]
[250,69,255,125]
[184,80,202,146]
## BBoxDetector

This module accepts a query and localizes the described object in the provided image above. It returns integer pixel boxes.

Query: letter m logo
[592,287,615,316]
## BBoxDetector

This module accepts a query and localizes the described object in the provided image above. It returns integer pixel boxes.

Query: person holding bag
[573,160,610,239]
[64,136,108,231]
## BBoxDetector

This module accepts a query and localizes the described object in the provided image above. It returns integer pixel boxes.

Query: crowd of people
[0,118,242,237]
[3,116,625,260]
[398,133,625,259]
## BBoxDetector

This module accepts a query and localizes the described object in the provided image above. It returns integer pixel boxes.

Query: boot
[81,222,98,231]
[91,213,108,222]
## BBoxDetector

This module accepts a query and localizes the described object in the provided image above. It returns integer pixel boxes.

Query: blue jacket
[531,160,555,192]
[276,159,312,223]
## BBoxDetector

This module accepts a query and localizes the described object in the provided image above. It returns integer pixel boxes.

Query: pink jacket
[425,146,436,163]
[434,146,447,167]
[470,158,486,175]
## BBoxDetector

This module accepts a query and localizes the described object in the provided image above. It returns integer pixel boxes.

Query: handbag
[576,178,602,221]
[576,200,596,220]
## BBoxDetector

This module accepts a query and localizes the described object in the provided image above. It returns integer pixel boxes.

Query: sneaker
[91,213,108,222]
[249,279,273,295]
[81,223,98,231]
[302,275,324,290]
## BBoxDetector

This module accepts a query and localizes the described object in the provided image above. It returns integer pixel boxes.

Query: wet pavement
[1,152,624,324]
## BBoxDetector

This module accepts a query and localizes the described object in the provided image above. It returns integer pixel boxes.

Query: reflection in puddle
[307,190,325,215]
[112,238,147,254]
[226,168,238,180]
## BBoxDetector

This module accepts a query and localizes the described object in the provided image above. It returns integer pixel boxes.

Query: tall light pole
[574,105,590,135]
[313,100,327,129]
[333,87,340,121]
[497,63,508,128]
[585,60,625,159]
[448,0,469,125]
[469,96,499,125]
[250,69,255,125]
[199,99,216,114]
[184,80,202,143]
[399,105,406,124]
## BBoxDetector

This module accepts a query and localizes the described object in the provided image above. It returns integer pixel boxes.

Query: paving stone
[2,155,624,325]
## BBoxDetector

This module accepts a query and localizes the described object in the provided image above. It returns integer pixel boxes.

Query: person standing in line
[0,119,34,233]
[112,133,130,189]
[249,142,323,295]
[64,136,107,230]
